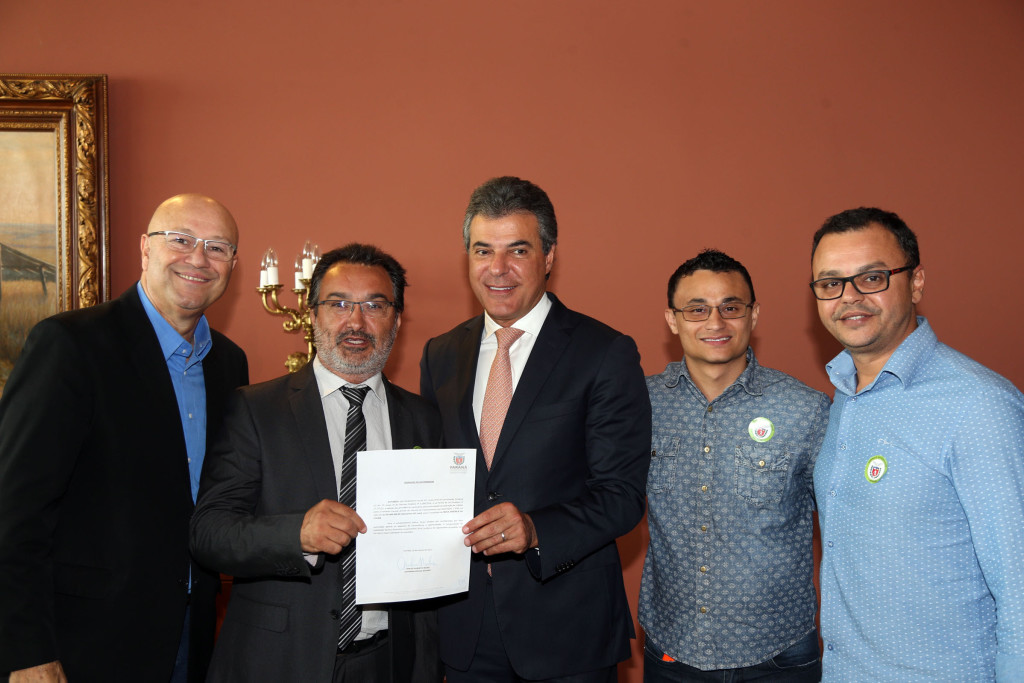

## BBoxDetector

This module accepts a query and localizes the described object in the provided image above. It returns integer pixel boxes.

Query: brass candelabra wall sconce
[257,241,320,373]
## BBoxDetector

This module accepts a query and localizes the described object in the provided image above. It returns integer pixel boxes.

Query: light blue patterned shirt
[815,317,1024,682]
[641,349,831,669]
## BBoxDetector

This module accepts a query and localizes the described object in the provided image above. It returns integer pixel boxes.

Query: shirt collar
[137,281,212,362]
[482,291,552,341]
[312,355,386,404]
[826,315,936,394]
[665,347,762,397]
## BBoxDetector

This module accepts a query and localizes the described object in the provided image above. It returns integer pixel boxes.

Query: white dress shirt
[472,293,553,432]
[312,356,390,639]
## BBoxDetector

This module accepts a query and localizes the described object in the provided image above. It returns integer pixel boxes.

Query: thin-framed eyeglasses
[147,231,237,262]
[809,266,914,301]
[671,302,753,322]
[314,299,395,319]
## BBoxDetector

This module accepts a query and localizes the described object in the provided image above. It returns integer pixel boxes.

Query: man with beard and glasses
[191,243,443,683]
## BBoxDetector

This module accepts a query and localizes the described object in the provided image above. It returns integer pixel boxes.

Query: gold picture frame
[0,74,109,391]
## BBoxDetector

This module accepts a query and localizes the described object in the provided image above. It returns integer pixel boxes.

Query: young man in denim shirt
[642,249,829,682]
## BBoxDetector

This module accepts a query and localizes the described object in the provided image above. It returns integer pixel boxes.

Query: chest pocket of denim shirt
[734,445,790,507]
[648,436,680,494]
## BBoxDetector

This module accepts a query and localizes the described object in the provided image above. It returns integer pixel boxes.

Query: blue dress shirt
[138,282,211,503]
[815,317,1024,681]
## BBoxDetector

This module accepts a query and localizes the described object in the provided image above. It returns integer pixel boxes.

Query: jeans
[643,629,821,682]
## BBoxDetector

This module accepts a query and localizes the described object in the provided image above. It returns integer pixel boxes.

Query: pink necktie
[479,327,525,470]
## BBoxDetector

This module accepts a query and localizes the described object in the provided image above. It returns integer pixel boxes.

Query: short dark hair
[812,207,920,268]
[462,176,557,254]
[666,249,756,308]
[308,243,408,313]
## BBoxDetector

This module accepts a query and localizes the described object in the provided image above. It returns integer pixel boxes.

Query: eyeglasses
[809,266,914,300]
[671,302,753,322]
[147,231,237,262]
[315,299,395,319]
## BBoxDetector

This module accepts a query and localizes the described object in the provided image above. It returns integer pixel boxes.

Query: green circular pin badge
[864,455,888,483]
[747,417,774,443]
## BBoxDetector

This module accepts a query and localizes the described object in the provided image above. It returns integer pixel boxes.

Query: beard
[313,322,398,379]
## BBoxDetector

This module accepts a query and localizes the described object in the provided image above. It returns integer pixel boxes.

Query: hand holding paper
[299,499,365,555]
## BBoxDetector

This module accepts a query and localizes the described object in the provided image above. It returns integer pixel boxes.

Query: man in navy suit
[420,177,651,682]
[0,194,248,682]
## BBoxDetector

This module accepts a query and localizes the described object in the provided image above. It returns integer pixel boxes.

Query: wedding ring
[500,532,506,541]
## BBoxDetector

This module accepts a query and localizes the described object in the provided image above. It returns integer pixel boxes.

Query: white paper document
[355,448,475,604]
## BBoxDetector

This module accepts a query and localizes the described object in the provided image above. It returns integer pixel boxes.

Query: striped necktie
[337,384,369,651]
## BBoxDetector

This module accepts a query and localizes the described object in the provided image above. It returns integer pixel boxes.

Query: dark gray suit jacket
[420,294,652,679]
[0,284,248,681]
[191,363,443,683]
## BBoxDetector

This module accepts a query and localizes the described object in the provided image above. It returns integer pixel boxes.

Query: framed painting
[0,74,109,394]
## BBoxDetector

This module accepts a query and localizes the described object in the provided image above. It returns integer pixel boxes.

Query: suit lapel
[289,364,338,501]
[385,379,414,449]
[491,296,575,470]
[120,286,188,456]
[454,317,485,452]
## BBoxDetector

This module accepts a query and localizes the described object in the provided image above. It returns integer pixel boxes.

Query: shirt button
[758,460,765,467]
[703,446,710,453]
[700,525,708,532]
[699,606,707,614]
[699,566,707,573]
[651,449,656,457]
[839,443,846,450]
[827,541,834,547]
[827,643,833,651]
[830,489,836,497]
[701,485,708,493]
[706,406,713,413]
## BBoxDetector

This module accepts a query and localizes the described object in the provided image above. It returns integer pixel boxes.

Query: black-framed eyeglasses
[809,265,914,301]
[314,299,395,319]
[671,302,753,322]
[147,231,237,262]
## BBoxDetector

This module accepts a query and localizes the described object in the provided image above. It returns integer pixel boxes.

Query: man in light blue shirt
[810,207,1024,681]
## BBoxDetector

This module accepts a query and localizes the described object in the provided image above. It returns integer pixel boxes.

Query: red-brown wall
[5,2,1023,679]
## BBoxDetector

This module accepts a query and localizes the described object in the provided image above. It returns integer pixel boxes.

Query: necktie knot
[495,326,525,352]
[341,384,370,406]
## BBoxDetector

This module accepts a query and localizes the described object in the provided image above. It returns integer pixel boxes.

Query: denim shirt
[640,349,830,669]
[816,317,1024,681]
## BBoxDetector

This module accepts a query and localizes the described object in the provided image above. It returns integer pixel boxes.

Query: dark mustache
[333,329,374,345]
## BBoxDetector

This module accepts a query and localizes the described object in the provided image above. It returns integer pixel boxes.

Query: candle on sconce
[264,248,280,286]
[294,255,304,290]
[259,250,269,288]
[301,240,315,279]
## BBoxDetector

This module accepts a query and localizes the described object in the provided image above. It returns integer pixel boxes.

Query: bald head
[140,193,239,339]
[147,193,239,247]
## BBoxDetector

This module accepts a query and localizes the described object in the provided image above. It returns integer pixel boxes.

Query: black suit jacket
[419,294,652,679]
[0,284,248,681]
[190,363,444,683]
